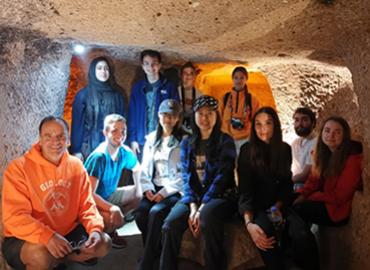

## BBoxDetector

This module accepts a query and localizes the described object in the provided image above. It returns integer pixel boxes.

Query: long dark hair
[154,113,184,146]
[249,107,285,174]
[190,108,222,156]
[313,116,352,178]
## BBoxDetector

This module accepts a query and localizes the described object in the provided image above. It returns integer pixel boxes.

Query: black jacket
[238,141,292,215]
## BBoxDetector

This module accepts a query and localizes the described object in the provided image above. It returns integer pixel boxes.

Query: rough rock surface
[256,59,358,142]
[1,0,370,269]
[0,27,71,269]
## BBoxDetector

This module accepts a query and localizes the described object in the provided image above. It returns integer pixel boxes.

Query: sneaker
[124,209,136,223]
[109,230,127,249]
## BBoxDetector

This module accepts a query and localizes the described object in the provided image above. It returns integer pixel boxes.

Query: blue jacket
[180,132,236,204]
[128,77,179,146]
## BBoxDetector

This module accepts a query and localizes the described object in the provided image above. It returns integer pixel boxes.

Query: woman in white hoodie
[135,99,185,270]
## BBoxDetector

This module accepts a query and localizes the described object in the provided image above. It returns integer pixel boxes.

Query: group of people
[1,49,363,270]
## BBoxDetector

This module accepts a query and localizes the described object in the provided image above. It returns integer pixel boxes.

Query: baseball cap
[158,99,182,115]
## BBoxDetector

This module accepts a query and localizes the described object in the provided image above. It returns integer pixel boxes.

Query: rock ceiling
[2,0,369,63]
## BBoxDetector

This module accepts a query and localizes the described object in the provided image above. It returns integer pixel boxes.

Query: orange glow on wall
[63,56,88,127]
[194,63,276,109]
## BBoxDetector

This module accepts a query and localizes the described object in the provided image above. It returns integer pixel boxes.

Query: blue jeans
[135,193,181,270]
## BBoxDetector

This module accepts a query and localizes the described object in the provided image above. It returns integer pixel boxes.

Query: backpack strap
[224,90,253,119]
[223,92,231,107]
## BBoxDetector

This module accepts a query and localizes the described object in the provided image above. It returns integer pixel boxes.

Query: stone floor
[64,221,206,270]
[62,221,301,270]
[65,221,143,270]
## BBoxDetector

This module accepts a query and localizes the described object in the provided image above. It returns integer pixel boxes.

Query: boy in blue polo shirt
[85,114,141,248]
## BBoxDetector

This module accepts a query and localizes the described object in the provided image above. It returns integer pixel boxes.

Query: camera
[230,117,244,130]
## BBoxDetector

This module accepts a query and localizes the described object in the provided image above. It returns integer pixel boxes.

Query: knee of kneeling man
[96,233,112,258]
[23,245,57,269]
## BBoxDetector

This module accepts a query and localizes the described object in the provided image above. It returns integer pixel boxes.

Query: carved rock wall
[0,28,71,268]
[0,27,72,176]
[255,60,359,142]
[1,2,370,266]
[341,31,370,270]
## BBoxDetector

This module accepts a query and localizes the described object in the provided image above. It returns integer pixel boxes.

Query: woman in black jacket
[238,107,292,270]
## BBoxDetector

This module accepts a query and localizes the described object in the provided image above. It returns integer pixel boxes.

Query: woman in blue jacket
[70,56,126,160]
[160,95,237,270]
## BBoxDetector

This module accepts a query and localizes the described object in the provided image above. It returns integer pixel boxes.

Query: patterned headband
[193,95,219,112]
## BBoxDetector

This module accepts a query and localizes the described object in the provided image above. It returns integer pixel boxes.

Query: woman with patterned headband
[160,95,237,270]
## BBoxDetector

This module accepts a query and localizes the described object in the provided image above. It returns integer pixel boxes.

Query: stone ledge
[179,221,264,270]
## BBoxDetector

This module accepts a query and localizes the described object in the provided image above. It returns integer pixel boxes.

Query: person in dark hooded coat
[70,56,126,160]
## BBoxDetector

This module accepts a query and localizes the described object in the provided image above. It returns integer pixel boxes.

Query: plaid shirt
[180,132,236,204]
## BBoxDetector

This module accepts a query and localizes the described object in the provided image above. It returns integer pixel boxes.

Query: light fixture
[73,44,85,54]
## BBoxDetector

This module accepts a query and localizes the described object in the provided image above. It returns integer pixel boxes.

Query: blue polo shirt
[84,142,138,200]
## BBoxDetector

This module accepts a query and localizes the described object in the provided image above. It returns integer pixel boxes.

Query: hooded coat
[70,57,126,158]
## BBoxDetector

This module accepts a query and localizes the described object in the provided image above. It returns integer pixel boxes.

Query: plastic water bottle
[267,206,284,246]
[269,206,282,224]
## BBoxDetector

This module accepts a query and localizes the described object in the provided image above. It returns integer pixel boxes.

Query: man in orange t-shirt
[2,116,111,270]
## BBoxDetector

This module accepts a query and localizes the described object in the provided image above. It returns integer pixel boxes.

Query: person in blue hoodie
[70,56,126,160]
[128,50,179,161]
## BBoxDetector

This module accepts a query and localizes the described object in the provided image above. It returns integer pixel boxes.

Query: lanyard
[181,86,196,112]
[228,87,250,119]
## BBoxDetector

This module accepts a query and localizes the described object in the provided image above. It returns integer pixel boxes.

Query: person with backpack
[219,66,260,154]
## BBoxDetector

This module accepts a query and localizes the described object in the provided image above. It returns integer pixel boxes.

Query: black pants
[252,210,285,270]
[284,208,321,270]
[135,193,181,270]
[251,207,322,270]
[160,198,237,270]
[288,200,349,270]
[293,200,348,226]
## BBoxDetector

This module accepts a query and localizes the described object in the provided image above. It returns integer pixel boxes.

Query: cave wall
[255,60,359,142]
[341,32,370,270]
[0,27,72,176]
[0,27,71,268]
[0,22,369,270]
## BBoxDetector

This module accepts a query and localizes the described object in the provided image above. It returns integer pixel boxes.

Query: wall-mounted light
[73,44,86,54]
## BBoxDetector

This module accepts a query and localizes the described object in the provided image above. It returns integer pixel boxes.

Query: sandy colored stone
[1,0,370,269]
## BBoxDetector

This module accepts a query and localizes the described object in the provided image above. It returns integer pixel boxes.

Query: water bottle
[267,206,284,246]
